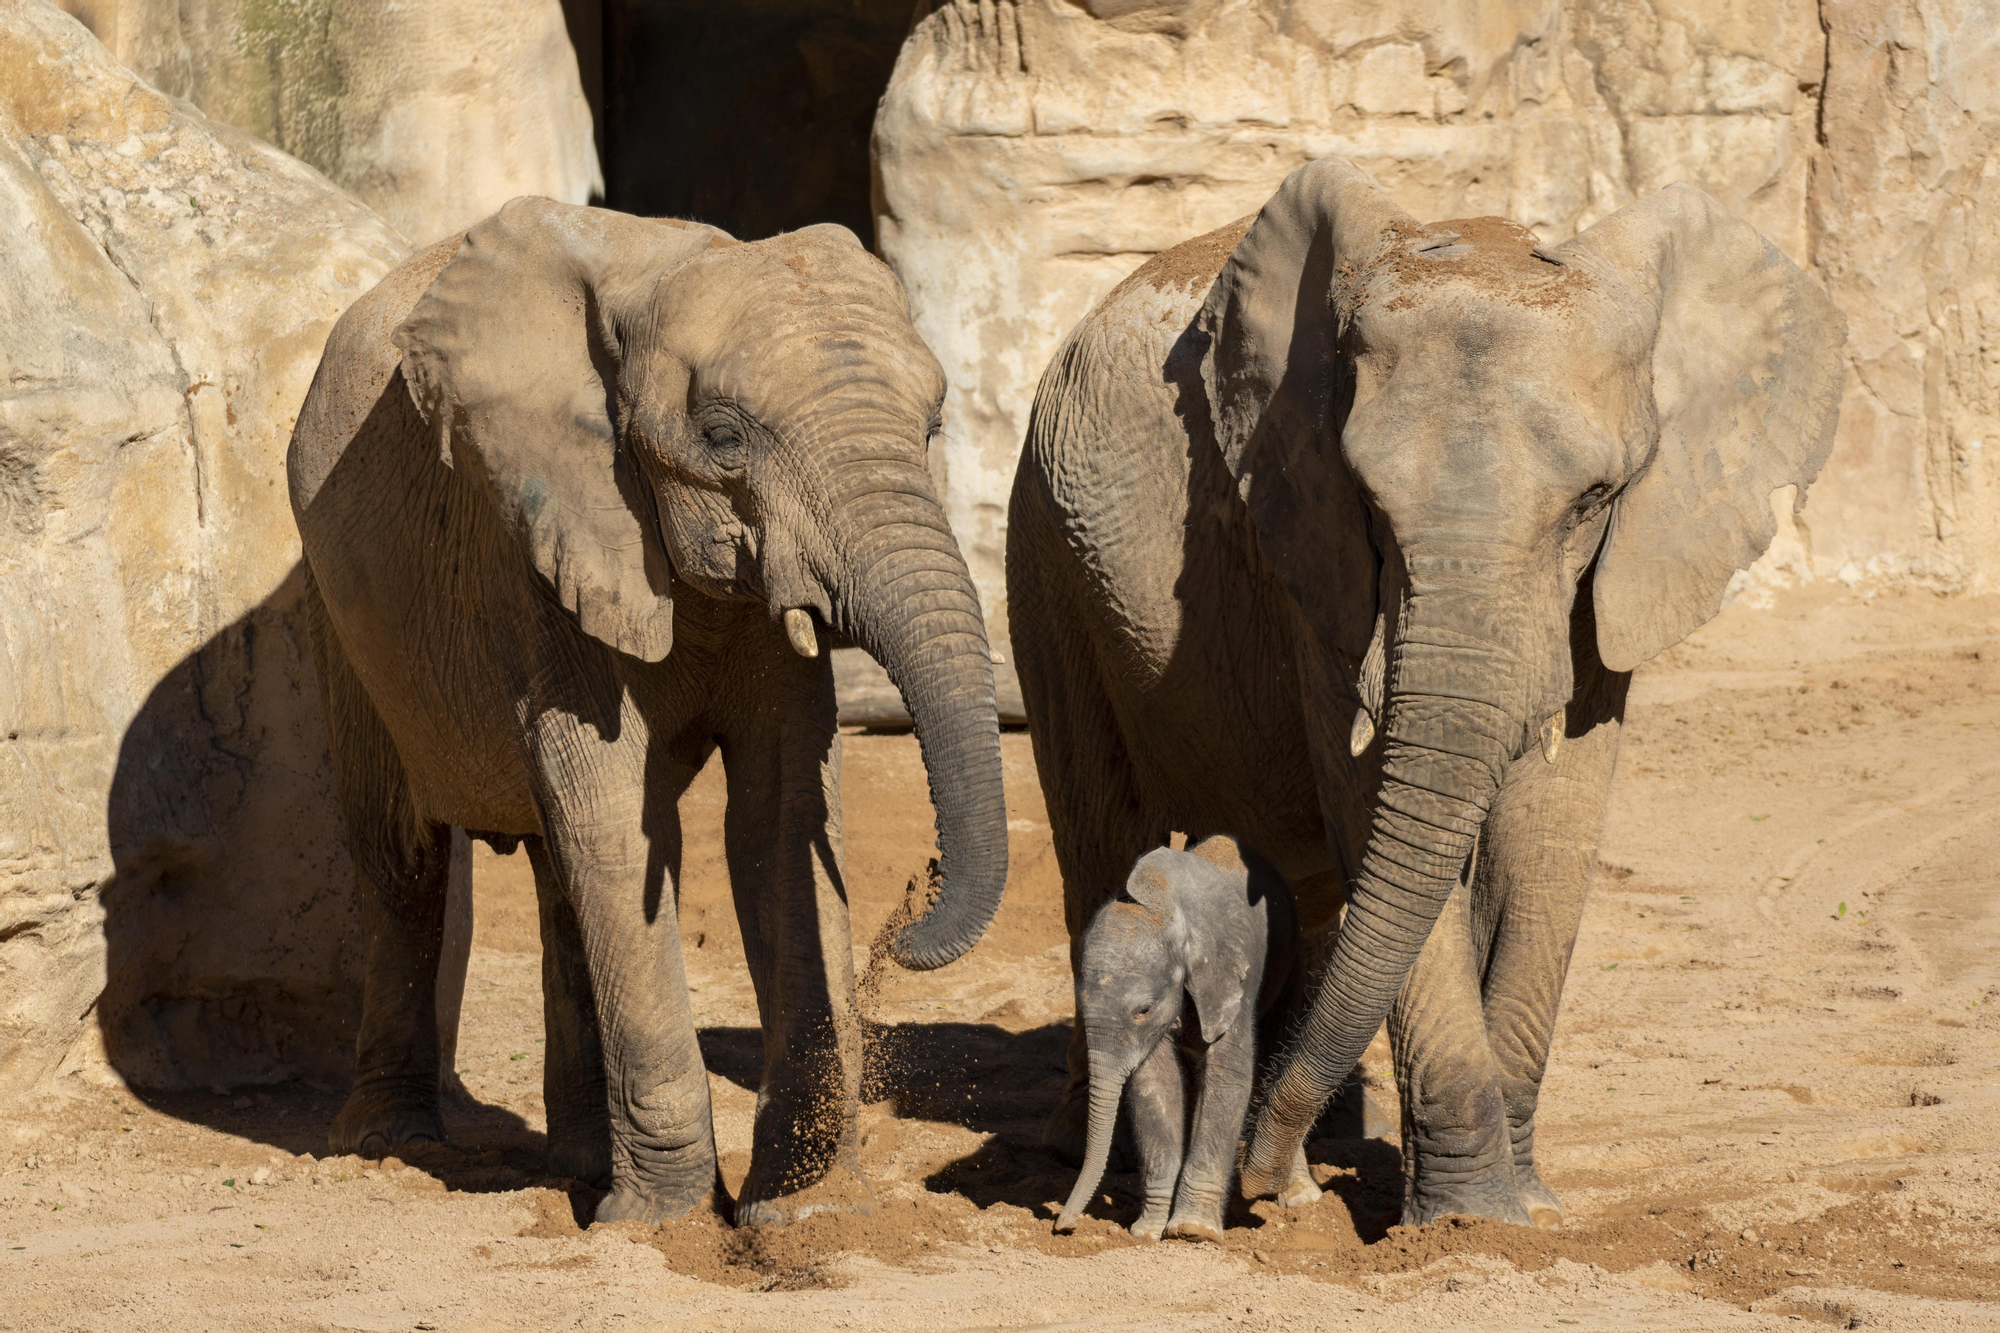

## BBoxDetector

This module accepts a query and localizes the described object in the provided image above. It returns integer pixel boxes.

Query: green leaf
[1836,902,1847,918]
[222,1178,235,1188]
[1603,962,1619,970]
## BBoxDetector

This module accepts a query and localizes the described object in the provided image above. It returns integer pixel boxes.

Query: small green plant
[1603,962,1619,971]
[222,1178,235,1188]
[1835,902,1847,918]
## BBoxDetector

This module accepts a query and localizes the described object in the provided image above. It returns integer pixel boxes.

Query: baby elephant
[1054,837,1321,1241]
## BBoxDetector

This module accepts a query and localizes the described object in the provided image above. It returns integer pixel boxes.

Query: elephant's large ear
[392,198,728,663]
[1558,184,1845,673]
[1195,158,1414,661]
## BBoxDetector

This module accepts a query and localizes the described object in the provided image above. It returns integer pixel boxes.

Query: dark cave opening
[563,0,919,245]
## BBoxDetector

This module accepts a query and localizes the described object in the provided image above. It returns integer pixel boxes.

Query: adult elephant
[288,199,1006,1227]
[1009,160,1842,1228]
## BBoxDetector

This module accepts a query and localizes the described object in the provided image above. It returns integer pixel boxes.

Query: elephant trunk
[830,459,1009,970]
[1241,590,1520,1193]
[1054,1055,1125,1232]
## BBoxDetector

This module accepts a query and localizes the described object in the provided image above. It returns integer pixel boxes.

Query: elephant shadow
[99,561,539,1188]
[699,1018,1402,1238]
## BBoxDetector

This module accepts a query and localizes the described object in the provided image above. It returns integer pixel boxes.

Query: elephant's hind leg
[525,835,612,1185]
[308,580,454,1157]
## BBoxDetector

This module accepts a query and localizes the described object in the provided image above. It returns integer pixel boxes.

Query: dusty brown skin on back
[289,198,1007,1228]
[1009,159,1844,1230]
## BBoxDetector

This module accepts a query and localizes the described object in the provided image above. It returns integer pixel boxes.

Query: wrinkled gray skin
[1054,838,1320,1242]
[1009,161,1845,1228]
[288,200,1007,1227]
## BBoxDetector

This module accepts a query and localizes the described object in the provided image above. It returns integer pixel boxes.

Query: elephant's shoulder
[291,236,465,509]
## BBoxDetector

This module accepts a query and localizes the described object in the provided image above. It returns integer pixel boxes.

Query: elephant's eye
[706,427,737,450]
[1133,1005,1152,1022]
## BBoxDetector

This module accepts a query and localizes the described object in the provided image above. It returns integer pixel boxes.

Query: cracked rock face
[0,1,408,1101]
[875,0,2000,630]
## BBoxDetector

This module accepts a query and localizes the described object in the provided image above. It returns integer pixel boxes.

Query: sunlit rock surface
[0,1,406,1099]
[875,0,2000,627]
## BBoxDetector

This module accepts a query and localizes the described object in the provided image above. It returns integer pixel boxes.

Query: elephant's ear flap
[1194,158,1413,662]
[392,198,724,663]
[1558,184,1845,673]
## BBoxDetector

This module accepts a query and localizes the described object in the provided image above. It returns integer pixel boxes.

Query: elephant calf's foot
[1129,1202,1171,1242]
[329,1084,444,1158]
[735,1162,878,1228]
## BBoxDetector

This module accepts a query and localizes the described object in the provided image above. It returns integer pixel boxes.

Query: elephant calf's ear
[393,198,720,663]
[1560,184,1845,673]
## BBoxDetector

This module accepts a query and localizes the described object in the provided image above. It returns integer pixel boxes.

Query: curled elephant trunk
[1054,1060,1124,1232]
[1241,618,1519,1193]
[830,459,1009,970]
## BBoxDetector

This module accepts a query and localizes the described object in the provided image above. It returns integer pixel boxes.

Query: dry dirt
[7,584,2000,1331]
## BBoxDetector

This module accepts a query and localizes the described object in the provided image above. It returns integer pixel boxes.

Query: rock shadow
[100,561,535,1176]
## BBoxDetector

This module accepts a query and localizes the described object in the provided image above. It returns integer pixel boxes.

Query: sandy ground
[7,584,2000,1331]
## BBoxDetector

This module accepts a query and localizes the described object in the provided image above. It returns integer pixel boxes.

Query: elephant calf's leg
[526,836,611,1185]
[1125,1038,1186,1240]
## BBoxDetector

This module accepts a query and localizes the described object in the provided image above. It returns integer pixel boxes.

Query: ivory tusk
[783,607,819,659]
[1348,707,1376,758]
[1540,708,1565,764]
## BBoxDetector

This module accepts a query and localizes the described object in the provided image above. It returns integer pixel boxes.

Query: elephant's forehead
[1349,216,1602,331]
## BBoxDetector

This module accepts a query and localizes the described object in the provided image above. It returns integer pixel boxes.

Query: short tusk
[1540,708,1565,764]
[783,607,819,659]
[1348,707,1376,758]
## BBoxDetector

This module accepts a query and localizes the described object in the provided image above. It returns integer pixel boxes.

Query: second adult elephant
[1009,160,1843,1226]
[289,199,1006,1226]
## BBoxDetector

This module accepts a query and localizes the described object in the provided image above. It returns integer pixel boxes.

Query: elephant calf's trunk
[1054,1077,1122,1233]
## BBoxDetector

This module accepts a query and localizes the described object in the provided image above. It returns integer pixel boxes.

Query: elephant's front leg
[530,708,718,1225]
[1124,1036,1186,1240]
[1387,880,1532,1227]
[1472,652,1628,1230]
[721,700,871,1226]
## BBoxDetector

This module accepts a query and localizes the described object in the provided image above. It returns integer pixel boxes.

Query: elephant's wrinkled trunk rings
[832,462,1009,970]
[1054,1058,1129,1232]
[1240,627,1517,1196]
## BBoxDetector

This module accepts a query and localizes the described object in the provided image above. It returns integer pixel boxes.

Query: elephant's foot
[1129,1202,1171,1241]
[735,1162,878,1228]
[594,1176,722,1227]
[329,1082,444,1158]
[1274,1144,1323,1209]
[1403,1158,1534,1228]
[1513,1162,1564,1230]
[1162,1211,1224,1244]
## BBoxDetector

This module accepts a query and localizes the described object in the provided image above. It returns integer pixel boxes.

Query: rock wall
[875,0,2000,634]
[52,0,601,245]
[0,0,407,1100]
